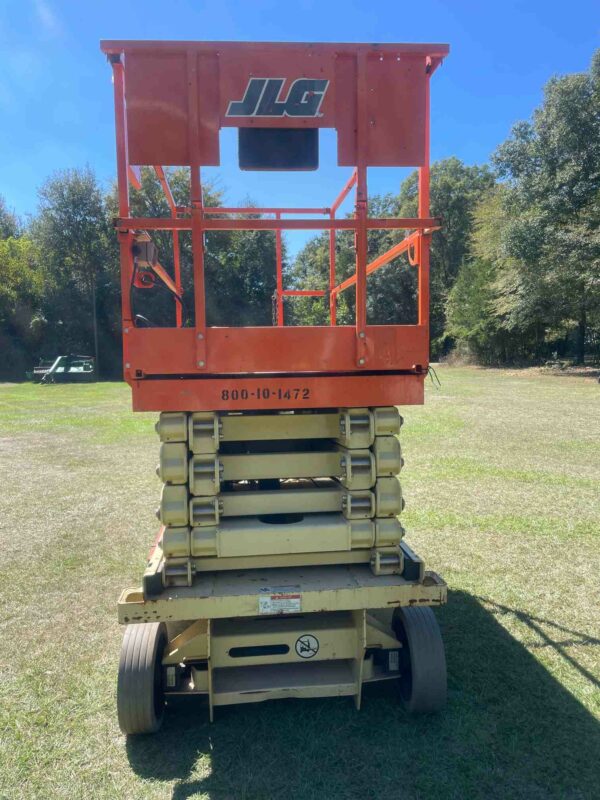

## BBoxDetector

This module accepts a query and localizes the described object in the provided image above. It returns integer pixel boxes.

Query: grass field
[0,367,599,800]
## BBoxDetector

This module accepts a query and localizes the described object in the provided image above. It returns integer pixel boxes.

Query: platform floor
[119,564,446,624]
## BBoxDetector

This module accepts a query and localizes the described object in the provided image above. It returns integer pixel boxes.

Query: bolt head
[198,361,205,367]
[197,333,204,340]
[124,362,131,368]
[358,358,365,365]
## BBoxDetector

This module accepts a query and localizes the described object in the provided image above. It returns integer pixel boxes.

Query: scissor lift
[101,39,449,732]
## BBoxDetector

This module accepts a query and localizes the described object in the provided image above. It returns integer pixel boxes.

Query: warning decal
[295,634,319,659]
[258,585,301,615]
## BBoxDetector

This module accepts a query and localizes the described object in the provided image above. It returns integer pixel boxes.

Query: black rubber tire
[117,622,167,735]
[392,606,447,713]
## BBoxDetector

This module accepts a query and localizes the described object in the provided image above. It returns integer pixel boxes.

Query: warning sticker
[295,634,319,659]
[258,585,302,615]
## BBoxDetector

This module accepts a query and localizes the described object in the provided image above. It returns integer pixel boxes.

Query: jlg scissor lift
[101,39,449,733]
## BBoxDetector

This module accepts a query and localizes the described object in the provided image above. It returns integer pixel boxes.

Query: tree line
[290,50,600,364]
[0,170,279,379]
[0,50,598,380]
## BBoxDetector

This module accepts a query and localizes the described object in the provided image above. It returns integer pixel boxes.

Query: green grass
[0,367,598,800]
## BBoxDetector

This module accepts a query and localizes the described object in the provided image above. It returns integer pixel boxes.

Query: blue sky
[1,0,598,252]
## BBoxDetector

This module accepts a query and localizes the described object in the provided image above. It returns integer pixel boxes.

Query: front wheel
[117,622,167,734]
[392,606,447,713]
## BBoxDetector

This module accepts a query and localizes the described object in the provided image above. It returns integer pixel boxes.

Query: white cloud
[34,0,63,37]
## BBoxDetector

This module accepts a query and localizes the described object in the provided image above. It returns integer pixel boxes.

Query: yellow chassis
[116,408,448,726]
[119,564,446,625]
[118,561,446,718]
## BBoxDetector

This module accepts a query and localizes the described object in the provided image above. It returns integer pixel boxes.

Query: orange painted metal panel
[125,52,189,166]
[129,373,425,412]
[123,326,428,377]
[103,41,449,168]
[218,47,335,128]
[365,55,427,166]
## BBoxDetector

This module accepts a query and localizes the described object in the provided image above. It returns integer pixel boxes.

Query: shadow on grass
[126,591,600,800]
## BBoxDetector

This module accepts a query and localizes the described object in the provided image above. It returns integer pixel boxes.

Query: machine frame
[101,39,451,730]
[100,40,448,411]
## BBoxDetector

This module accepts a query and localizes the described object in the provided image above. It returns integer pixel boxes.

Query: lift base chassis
[119,563,446,625]
[118,563,446,717]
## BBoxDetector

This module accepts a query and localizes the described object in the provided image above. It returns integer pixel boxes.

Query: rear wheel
[117,622,167,734]
[392,606,447,713]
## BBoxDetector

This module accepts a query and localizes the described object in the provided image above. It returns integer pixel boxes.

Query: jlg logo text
[226,78,329,118]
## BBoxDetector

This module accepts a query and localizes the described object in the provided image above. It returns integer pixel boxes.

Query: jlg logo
[226,78,329,118]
